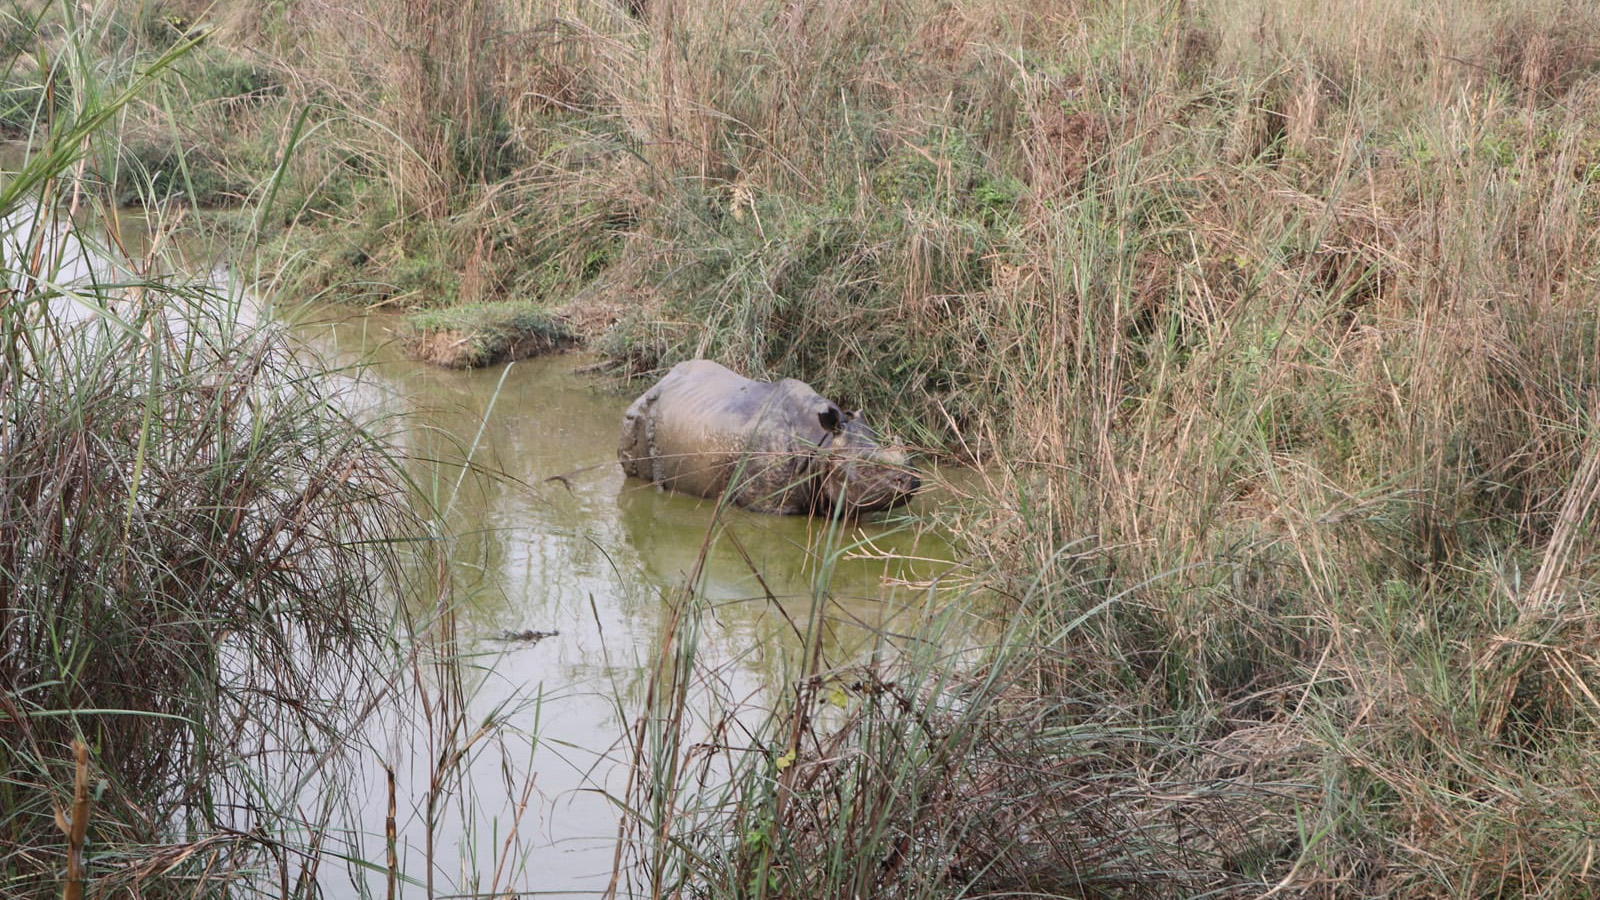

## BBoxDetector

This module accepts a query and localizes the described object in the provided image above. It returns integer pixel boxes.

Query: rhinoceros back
[618,360,829,513]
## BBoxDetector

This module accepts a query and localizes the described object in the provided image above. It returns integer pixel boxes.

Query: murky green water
[297,311,971,896]
[0,153,975,892]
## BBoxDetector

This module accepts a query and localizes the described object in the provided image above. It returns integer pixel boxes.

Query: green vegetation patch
[0,67,49,138]
[112,137,252,206]
[404,300,575,369]
[871,129,1024,228]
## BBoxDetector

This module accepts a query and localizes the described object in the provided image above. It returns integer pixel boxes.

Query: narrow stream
[297,313,971,896]
[0,156,975,891]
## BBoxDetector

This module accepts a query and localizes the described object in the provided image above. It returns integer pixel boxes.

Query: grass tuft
[404,299,574,368]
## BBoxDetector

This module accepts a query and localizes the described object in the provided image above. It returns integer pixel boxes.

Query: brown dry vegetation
[491,1,1600,895]
[23,0,1600,894]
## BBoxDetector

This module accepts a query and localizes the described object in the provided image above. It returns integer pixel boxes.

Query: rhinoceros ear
[817,404,843,434]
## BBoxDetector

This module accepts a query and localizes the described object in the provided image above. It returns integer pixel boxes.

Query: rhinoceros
[618,360,919,516]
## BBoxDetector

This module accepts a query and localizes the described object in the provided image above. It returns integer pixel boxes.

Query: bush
[0,27,422,892]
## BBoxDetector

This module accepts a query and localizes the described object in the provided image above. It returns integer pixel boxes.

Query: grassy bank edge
[16,0,1600,896]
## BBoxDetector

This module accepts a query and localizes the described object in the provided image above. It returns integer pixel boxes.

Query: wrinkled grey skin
[618,360,919,516]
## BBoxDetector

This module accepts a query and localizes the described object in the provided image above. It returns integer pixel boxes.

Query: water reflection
[290,312,972,897]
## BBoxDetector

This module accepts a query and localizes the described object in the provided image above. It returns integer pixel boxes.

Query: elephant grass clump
[615,570,1286,900]
[0,269,422,895]
[0,29,423,895]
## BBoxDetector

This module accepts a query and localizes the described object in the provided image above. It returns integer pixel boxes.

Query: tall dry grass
[0,8,524,897]
[64,0,1600,894]
[579,0,1600,895]
[380,0,501,216]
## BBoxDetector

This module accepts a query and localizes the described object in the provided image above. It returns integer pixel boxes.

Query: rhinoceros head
[813,406,920,515]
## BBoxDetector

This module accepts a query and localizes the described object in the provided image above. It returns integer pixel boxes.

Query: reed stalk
[17,0,1600,895]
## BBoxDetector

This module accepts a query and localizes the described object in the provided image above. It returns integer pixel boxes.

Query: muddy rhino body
[618,360,918,515]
